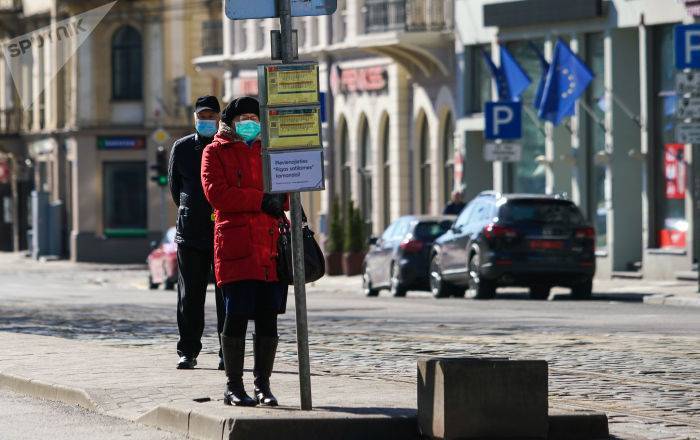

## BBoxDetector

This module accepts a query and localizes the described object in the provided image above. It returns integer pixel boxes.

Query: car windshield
[413,220,452,240]
[500,200,584,225]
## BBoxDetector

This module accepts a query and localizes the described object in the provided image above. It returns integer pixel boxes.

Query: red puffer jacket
[201,131,284,286]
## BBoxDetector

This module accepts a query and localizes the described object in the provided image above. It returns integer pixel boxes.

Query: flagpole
[522,105,547,137]
[579,100,607,131]
[606,89,643,128]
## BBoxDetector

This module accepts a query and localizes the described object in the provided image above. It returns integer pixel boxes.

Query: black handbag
[277,208,325,285]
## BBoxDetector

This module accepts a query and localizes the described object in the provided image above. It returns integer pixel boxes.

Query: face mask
[235,120,261,142]
[195,119,218,138]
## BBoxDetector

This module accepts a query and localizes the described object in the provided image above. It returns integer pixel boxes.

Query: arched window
[339,119,351,214]
[359,116,373,232]
[443,115,455,204]
[381,116,391,228]
[112,26,143,100]
[419,115,431,214]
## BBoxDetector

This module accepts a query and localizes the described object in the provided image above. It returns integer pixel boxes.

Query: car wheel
[571,278,593,300]
[362,265,380,297]
[466,251,496,300]
[390,261,407,297]
[529,285,551,300]
[148,275,159,290]
[429,255,453,299]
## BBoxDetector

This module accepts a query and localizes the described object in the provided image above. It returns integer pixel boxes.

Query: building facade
[455,0,699,279]
[195,0,458,237]
[0,0,222,262]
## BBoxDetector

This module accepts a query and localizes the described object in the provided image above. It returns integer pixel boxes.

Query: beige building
[0,0,223,262]
[195,0,457,239]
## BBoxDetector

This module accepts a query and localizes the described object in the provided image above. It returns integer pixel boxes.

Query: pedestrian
[201,96,288,407]
[168,95,226,370]
[443,190,466,215]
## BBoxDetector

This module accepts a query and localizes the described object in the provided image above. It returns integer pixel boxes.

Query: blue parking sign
[485,102,522,140]
[675,24,700,69]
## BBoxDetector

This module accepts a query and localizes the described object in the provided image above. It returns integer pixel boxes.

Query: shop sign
[676,122,700,144]
[97,136,146,150]
[265,149,324,192]
[331,65,388,94]
[484,142,522,162]
[682,0,700,17]
[664,143,686,200]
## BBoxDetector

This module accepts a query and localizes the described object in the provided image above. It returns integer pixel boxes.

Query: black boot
[253,334,279,406]
[221,334,257,407]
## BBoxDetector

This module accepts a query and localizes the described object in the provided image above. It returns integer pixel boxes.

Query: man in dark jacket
[169,95,225,370]
[443,190,466,216]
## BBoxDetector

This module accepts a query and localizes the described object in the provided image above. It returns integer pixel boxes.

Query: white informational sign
[677,122,700,144]
[676,72,700,95]
[676,96,700,119]
[267,149,324,192]
[225,0,336,19]
[484,142,522,162]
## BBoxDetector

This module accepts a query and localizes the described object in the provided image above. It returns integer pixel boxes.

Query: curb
[0,371,97,410]
[138,405,417,440]
[643,294,700,308]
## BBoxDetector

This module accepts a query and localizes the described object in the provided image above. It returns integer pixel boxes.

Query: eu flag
[537,39,594,125]
[481,46,532,102]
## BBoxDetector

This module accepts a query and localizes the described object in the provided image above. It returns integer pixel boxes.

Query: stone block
[417,357,548,440]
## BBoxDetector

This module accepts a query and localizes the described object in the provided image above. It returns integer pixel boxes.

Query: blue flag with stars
[481,47,532,102]
[537,39,594,125]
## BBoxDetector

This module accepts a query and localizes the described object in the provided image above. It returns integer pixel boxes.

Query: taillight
[575,227,595,240]
[483,223,517,240]
[399,238,424,253]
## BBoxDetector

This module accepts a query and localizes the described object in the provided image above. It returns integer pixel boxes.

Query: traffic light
[150,146,168,187]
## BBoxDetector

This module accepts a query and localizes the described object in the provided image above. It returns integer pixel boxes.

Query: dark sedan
[362,215,455,297]
[430,192,595,300]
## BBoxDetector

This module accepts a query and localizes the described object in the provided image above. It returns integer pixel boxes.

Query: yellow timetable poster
[265,107,321,149]
[265,64,319,106]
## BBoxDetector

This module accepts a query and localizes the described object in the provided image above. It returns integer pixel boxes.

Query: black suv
[430,192,595,300]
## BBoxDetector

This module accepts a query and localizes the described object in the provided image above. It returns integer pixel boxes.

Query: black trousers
[176,245,225,358]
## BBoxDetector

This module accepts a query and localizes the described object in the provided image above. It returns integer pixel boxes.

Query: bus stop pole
[277,0,313,410]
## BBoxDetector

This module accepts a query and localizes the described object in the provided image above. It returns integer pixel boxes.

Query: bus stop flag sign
[226,0,337,19]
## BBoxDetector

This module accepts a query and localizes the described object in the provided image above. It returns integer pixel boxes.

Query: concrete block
[189,411,226,440]
[548,412,609,440]
[137,405,191,436]
[417,357,548,440]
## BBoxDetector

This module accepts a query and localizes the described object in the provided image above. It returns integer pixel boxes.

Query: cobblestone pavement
[0,254,698,439]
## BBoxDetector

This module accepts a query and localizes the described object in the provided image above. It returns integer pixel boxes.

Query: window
[381,116,391,228]
[103,162,147,236]
[455,200,477,227]
[359,117,373,232]
[443,115,454,204]
[466,45,493,114]
[418,115,431,214]
[499,200,585,225]
[112,26,143,100]
[414,221,452,240]
[201,20,223,56]
[339,119,351,214]
[653,24,686,249]
[506,40,546,194]
[585,32,607,250]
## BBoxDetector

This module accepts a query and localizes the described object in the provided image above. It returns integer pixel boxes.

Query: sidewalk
[0,332,415,439]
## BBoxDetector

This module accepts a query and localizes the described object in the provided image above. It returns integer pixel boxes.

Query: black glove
[261,193,285,217]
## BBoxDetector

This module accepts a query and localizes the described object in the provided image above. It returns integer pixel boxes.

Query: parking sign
[484,101,522,140]
[675,24,700,69]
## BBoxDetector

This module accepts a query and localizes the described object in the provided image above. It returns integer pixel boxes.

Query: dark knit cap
[221,96,260,124]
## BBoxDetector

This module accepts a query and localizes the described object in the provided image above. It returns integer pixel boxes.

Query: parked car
[147,227,178,290]
[362,215,456,297]
[430,192,596,300]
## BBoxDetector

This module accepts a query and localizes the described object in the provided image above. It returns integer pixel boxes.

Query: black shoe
[218,356,225,371]
[177,356,197,369]
[223,380,257,407]
[221,334,257,407]
[253,335,279,407]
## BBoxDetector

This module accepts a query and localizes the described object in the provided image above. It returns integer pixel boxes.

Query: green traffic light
[158,175,168,186]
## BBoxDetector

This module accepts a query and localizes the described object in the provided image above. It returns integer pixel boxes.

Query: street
[0,254,698,439]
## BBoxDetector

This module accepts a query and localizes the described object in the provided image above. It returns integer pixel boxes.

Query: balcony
[364,0,449,34]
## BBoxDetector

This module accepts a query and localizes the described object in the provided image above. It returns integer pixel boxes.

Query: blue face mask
[235,120,261,142]
[195,119,218,138]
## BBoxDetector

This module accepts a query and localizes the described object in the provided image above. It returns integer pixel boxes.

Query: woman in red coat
[201,97,287,407]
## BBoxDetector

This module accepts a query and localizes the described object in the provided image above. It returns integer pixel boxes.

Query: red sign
[0,161,9,185]
[664,144,686,200]
[659,229,686,248]
[331,65,388,94]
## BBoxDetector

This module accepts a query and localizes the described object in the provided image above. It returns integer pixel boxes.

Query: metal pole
[277,0,313,410]
[159,185,166,236]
